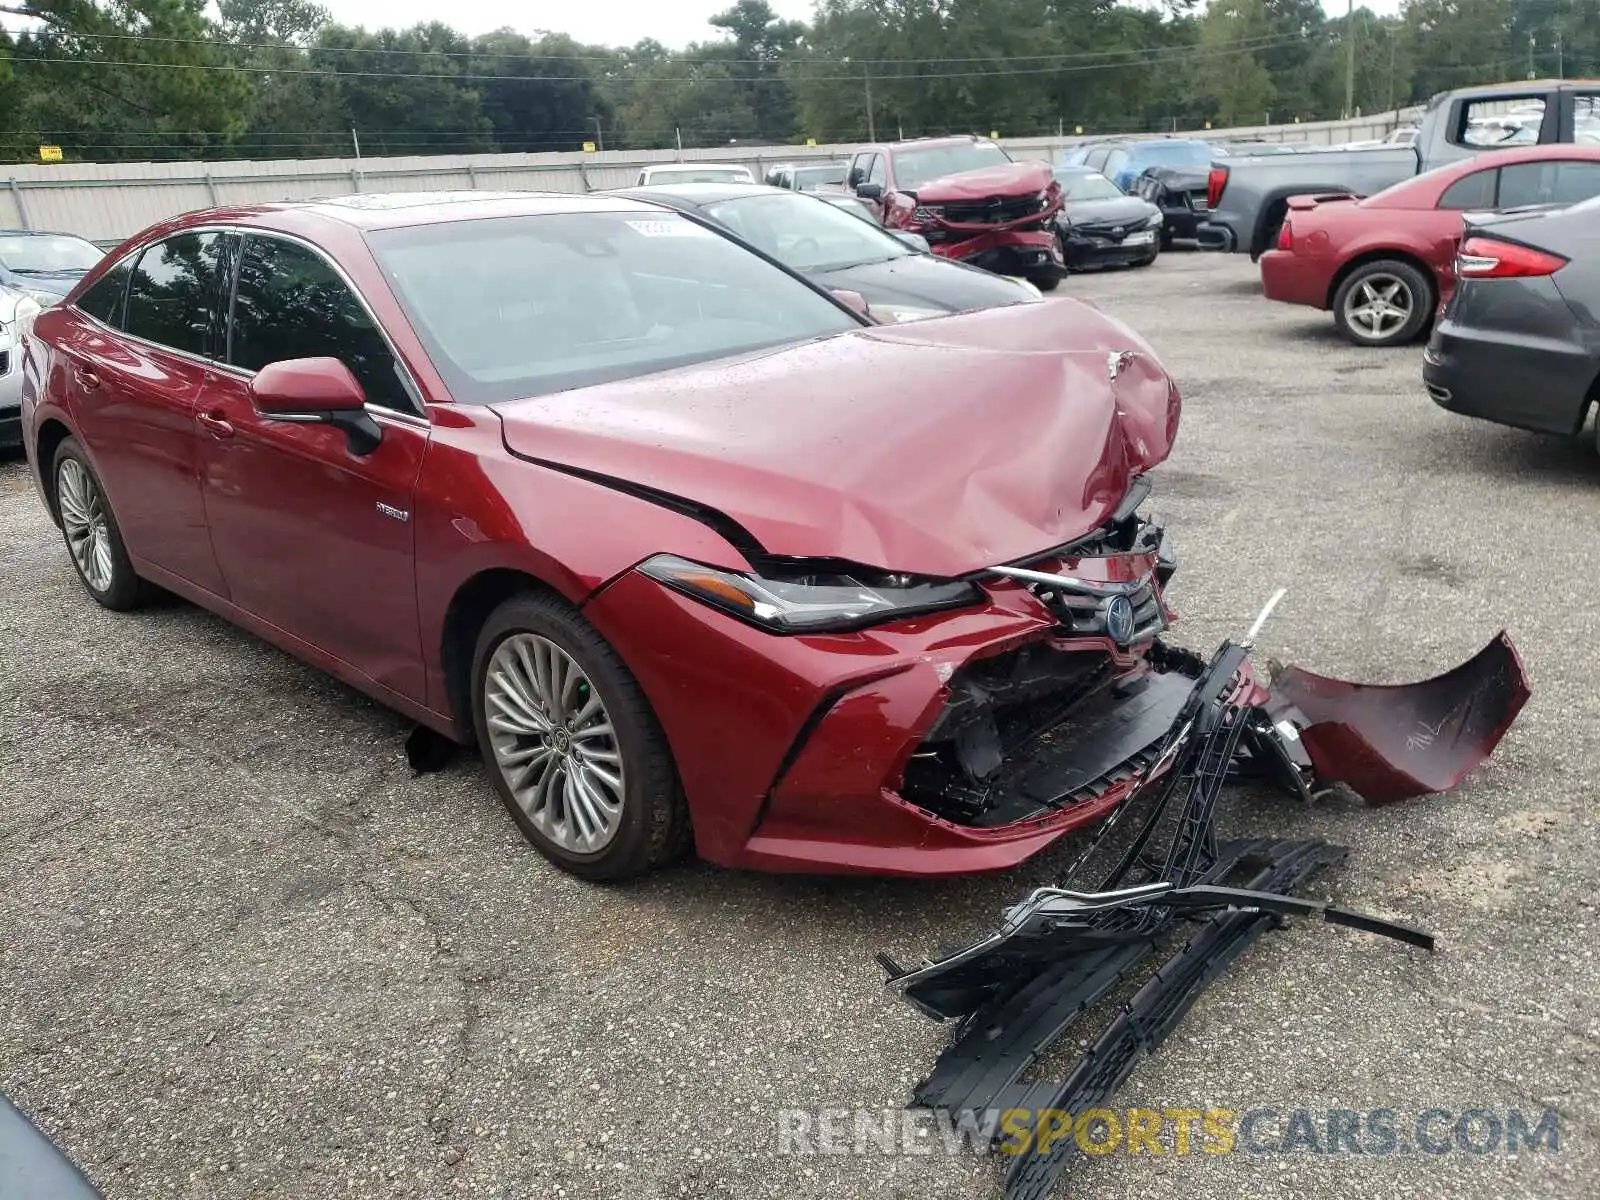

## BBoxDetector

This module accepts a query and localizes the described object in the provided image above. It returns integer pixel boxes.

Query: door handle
[197,411,234,439]
[73,367,101,391]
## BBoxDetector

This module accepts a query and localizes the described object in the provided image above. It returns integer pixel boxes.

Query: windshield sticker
[625,220,713,238]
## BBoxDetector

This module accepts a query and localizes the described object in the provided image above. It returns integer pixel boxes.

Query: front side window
[369,211,861,405]
[76,258,134,327]
[891,141,1011,190]
[1459,97,1545,148]
[230,236,411,412]
[705,192,911,271]
[867,154,887,186]
[123,232,226,357]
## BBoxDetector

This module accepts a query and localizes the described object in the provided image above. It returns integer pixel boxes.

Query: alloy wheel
[56,458,114,593]
[482,633,626,854]
[1342,273,1413,342]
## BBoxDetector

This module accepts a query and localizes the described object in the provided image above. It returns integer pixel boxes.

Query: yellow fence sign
[805,138,817,147]
[39,145,63,163]
[581,141,597,153]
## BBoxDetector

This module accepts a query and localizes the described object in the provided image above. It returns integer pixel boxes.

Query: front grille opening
[900,643,1192,828]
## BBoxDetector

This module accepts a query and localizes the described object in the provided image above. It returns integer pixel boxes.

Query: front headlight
[1145,213,1164,229]
[1010,277,1043,300]
[638,554,983,633]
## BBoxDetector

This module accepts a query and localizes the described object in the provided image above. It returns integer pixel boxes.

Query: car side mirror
[892,231,931,253]
[856,181,884,201]
[829,288,872,319]
[250,356,382,456]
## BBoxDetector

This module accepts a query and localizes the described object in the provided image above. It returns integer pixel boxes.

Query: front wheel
[52,437,151,611]
[1028,271,1062,292]
[1332,260,1434,347]
[471,591,690,880]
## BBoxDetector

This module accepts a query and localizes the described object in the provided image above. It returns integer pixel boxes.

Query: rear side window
[76,258,133,328]
[1497,160,1600,208]
[1437,168,1496,211]
[229,235,411,412]
[123,233,225,356]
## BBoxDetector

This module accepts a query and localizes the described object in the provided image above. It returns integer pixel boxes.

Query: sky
[315,0,1406,51]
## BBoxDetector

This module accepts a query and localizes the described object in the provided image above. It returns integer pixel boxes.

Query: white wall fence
[1,110,1417,245]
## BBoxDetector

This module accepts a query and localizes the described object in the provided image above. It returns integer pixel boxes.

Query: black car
[1051,167,1164,271]
[1423,197,1600,449]
[612,183,1042,323]
[1130,164,1211,247]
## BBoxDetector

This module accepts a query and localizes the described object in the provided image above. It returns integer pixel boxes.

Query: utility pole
[863,67,876,142]
[1344,0,1355,118]
[592,116,604,152]
[1527,33,1536,80]
[350,126,361,159]
[1387,29,1397,113]
[1556,32,1564,79]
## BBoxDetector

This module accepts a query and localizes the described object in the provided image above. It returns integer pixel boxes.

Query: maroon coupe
[20,193,1524,881]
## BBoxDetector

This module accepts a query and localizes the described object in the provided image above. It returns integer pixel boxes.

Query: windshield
[893,142,1011,189]
[0,234,103,274]
[647,167,751,184]
[370,211,860,405]
[793,164,847,189]
[704,191,910,272]
[1052,171,1123,200]
[1135,142,1213,167]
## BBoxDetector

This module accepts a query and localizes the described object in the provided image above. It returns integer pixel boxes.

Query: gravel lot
[3,249,1597,1200]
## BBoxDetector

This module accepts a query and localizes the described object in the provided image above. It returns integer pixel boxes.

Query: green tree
[1191,0,1276,126]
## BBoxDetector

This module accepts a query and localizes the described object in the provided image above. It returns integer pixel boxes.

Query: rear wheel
[52,437,150,611]
[471,591,690,881]
[1333,260,1434,347]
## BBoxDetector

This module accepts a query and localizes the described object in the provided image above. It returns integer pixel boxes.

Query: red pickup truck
[838,136,1066,290]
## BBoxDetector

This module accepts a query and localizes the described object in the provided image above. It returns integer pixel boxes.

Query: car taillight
[1456,237,1568,279]
[1277,220,1293,251]
[1206,166,1228,210]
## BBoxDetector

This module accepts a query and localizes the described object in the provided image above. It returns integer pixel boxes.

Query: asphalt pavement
[2,250,1596,1199]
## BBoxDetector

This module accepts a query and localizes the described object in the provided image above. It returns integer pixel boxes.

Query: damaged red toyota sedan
[20,194,1525,881]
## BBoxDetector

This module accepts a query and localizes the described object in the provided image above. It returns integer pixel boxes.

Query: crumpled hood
[911,160,1055,204]
[491,300,1179,578]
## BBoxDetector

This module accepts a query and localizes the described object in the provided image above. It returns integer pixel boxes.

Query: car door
[56,233,229,595]
[194,232,430,700]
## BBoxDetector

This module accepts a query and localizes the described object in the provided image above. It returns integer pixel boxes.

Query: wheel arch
[33,417,75,527]
[1326,248,1438,311]
[438,566,569,744]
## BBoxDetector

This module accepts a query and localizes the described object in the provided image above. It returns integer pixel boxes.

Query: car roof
[612,183,786,207]
[157,191,667,236]
[640,163,751,172]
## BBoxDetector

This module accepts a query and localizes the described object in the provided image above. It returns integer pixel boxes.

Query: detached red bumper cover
[1265,631,1530,804]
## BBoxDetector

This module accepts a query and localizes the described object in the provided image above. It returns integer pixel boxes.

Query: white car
[0,287,42,448]
[634,163,755,186]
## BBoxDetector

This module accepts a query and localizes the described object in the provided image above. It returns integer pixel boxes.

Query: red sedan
[19,192,1220,880]
[1259,144,1600,346]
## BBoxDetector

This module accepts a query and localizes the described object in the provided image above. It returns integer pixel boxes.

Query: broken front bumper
[880,615,1530,1200]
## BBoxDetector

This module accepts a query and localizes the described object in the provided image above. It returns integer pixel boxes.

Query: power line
[11,24,1318,69]
[7,33,1334,85]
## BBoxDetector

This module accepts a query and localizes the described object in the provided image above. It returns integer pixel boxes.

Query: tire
[1159,230,1174,250]
[1028,271,1062,292]
[471,591,690,881]
[52,436,150,611]
[1332,260,1434,347]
